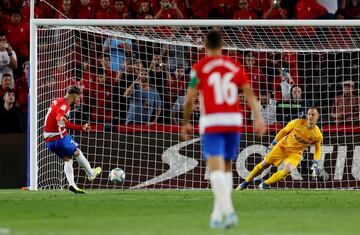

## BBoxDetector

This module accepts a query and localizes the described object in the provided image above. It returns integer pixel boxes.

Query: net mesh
[35,24,360,189]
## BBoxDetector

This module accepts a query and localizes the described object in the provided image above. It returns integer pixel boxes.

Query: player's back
[191,55,249,133]
[43,97,69,135]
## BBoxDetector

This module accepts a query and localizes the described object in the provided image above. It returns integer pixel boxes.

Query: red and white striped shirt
[43,97,82,142]
[191,55,249,134]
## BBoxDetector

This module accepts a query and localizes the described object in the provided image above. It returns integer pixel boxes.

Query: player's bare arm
[124,78,140,97]
[181,87,197,140]
[241,84,266,135]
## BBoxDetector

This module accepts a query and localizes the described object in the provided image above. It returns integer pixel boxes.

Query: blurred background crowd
[0,0,360,133]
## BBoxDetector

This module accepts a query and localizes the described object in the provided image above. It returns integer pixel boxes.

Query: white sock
[64,160,76,187]
[224,172,235,213]
[75,151,93,176]
[224,172,233,191]
[209,171,232,220]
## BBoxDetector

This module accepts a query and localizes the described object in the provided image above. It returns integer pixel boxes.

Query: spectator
[0,33,17,81]
[0,73,13,100]
[0,89,22,133]
[56,0,75,19]
[171,96,200,125]
[335,8,347,19]
[133,40,156,62]
[344,0,360,18]
[209,0,234,19]
[276,85,312,124]
[251,90,277,125]
[317,0,337,16]
[96,0,116,19]
[3,8,29,67]
[116,58,136,123]
[262,0,287,19]
[52,58,74,97]
[114,0,129,18]
[279,41,299,84]
[136,0,154,19]
[148,55,171,104]
[166,67,187,106]
[273,66,294,101]
[248,0,261,16]
[15,61,28,113]
[98,54,118,85]
[118,59,144,86]
[79,59,94,117]
[295,0,329,19]
[103,36,132,73]
[20,0,45,22]
[162,42,190,72]
[90,69,113,123]
[330,80,359,123]
[124,70,162,125]
[170,0,188,18]
[185,0,210,19]
[0,6,11,32]
[233,0,257,19]
[243,52,266,97]
[155,0,183,19]
[77,0,96,19]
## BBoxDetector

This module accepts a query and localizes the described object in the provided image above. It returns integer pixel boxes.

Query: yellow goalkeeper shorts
[264,145,302,168]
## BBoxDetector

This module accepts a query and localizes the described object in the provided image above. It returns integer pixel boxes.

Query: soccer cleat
[222,212,238,228]
[235,181,249,191]
[209,220,224,229]
[258,182,270,190]
[69,185,86,194]
[88,167,102,181]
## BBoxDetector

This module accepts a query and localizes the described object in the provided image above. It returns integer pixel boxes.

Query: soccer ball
[109,168,125,184]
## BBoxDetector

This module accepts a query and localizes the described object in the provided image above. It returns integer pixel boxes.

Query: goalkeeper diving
[236,106,323,190]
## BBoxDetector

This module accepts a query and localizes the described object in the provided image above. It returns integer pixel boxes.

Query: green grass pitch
[0,189,359,235]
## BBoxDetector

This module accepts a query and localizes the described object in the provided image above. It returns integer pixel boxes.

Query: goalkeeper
[236,107,323,190]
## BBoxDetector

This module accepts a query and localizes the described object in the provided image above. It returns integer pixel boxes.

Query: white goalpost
[29,19,360,190]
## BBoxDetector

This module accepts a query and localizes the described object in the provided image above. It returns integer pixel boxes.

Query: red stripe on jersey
[192,55,249,133]
[43,98,82,140]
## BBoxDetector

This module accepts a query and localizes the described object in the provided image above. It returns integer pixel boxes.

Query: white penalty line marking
[265,233,331,235]
[0,228,11,234]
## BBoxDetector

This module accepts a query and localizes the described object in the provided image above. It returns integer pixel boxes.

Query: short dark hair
[205,30,223,50]
[67,86,82,95]
[1,73,12,78]
[4,88,15,96]
[308,106,320,113]
[10,8,21,16]
[260,89,270,96]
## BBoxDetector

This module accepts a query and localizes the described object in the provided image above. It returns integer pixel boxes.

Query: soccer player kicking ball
[236,107,323,190]
[181,30,266,229]
[43,86,102,194]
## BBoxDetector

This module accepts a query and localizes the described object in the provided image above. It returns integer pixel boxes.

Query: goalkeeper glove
[311,160,319,178]
[263,140,277,156]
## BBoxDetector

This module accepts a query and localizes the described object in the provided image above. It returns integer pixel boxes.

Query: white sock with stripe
[224,172,235,214]
[64,160,76,187]
[75,151,93,176]
[209,170,232,221]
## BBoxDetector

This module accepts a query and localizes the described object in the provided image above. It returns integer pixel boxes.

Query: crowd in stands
[1,0,360,133]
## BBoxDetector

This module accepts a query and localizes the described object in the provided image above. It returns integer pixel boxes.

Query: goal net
[30,20,360,190]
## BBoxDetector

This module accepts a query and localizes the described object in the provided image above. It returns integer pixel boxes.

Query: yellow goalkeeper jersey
[275,119,323,160]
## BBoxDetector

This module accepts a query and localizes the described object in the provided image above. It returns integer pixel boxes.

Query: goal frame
[29,18,360,190]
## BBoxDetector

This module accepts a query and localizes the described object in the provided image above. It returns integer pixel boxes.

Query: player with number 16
[181,30,266,229]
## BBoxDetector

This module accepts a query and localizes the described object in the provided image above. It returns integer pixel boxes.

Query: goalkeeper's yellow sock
[264,169,290,185]
[245,163,264,182]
